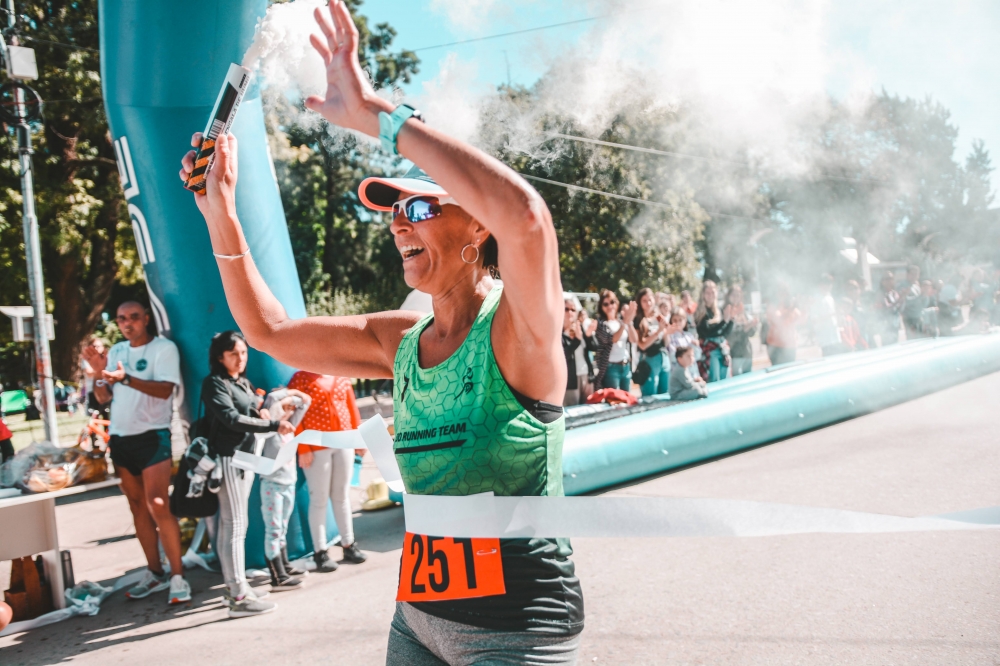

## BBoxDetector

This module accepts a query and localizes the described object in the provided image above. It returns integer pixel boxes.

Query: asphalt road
[2,370,998,665]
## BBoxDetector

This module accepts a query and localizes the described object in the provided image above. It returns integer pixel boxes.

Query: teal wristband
[378,104,422,155]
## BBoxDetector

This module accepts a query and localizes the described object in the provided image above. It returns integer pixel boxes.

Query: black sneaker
[313,549,339,573]
[267,558,304,592]
[342,542,367,564]
[281,545,307,577]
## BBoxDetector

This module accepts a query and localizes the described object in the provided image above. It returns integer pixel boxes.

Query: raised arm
[180,132,418,379]
[302,1,564,400]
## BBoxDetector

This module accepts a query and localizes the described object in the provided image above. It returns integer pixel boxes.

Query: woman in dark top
[562,296,584,405]
[695,280,734,382]
[593,290,638,391]
[201,330,293,618]
[724,284,759,376]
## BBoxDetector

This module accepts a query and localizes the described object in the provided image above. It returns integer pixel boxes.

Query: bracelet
[378,104,423,155]
[214,248,251,259]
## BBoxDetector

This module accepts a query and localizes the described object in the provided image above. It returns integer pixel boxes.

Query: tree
[0,0,138,386]
[266,0,419,314]
[476,86,707,298]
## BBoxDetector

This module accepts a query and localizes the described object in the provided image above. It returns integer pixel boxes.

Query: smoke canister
[184,63,253,192]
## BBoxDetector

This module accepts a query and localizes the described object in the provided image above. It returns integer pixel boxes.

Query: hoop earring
[461,244,480,264]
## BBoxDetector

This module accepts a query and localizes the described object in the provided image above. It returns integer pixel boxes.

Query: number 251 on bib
[397,533,505,602]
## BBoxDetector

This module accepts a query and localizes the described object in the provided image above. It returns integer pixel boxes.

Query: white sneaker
[168,575,191,605]
[228,595,276,618]
[126,569,171,600]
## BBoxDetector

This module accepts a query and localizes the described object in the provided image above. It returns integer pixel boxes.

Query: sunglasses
[602,300,617,307]
[392,194,459,223]
[564,307,577,312]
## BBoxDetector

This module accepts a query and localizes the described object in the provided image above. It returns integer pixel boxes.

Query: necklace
[127,339,151,373]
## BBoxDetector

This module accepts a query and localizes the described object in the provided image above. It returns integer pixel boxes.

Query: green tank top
[393,286,584,634]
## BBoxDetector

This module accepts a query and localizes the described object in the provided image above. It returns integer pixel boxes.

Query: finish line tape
[230,414,403,491]
[402,493,999,539]
[233,415,999,538]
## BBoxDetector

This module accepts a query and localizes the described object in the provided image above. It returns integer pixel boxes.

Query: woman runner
[179,2,582,662]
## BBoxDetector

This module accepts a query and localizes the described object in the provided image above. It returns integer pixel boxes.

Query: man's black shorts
[108,429,172,476]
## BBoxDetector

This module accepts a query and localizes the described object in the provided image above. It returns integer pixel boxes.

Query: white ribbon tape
[402,493,999,539]
[230,426,368,476]
[228,415,998,540]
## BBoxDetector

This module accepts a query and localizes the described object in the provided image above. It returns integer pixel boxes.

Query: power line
[410,5,659,53]
[545,131,890,185]
[519,173,769,222]
[22,35,99,53]
[411,16,600,53]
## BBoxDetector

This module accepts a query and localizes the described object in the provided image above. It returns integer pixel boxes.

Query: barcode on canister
[207,119,226,140]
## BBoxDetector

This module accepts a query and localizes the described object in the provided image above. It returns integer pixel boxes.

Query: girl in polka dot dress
[287,371,367,571]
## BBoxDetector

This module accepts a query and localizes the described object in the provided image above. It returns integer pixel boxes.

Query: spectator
[593,290,638,391]
[634,288,675,396]
[679,290,697,332]
[80,336,110,420]
[83,301,190,605]
[695,280,733,382]
[258,387,311,591]
[918,280,938,337]
[844,280,871,345]
[657,293,676,319]
[969,268,993,319]
[765,283,802,366]
[936,281,962,335]
[725,285,758,376]
[899,265,924,340]
[0,415,12,463]
[668,346,707,401]
[288,372,368,572]
[837,297,868,352]
[562,297,585,406]
[202,330,292,617]
[812,274,842,356]
[873,273,902,345]
[667,310,698,361]
[577,304,597,398]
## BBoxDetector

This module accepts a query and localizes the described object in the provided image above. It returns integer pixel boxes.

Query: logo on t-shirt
[136,359,148,372]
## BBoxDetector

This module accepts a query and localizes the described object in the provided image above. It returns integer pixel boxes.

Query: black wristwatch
[121,374,132,386]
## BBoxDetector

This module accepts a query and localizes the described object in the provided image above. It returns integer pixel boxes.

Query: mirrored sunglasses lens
[406,198,442,222]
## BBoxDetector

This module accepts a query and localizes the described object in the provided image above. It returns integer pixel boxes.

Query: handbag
[170,397,219,518]
[632,358,652,386]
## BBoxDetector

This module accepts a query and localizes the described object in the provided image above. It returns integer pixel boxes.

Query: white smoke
[242,0,328,100]
[417,0,838,177]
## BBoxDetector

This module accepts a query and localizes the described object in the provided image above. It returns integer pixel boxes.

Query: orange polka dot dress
[286,372,361,454]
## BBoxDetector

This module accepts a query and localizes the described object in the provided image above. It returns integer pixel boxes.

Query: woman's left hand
[277,420,294,436]
[304,0,387,135]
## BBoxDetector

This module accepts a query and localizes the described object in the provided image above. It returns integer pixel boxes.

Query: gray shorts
[386,602,581,666]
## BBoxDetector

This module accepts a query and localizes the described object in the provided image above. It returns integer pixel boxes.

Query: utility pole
[3,0,58,443]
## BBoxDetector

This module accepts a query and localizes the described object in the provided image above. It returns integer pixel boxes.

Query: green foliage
[266,0,419,312]
[0,0,137,386]
[476,88,707,298]
[749,92,997,286]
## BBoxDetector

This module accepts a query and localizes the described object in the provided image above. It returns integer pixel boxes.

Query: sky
[360,0,1000,193]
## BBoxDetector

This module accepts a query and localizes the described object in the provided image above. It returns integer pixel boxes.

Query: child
[259,388,311,590]
[668,346,708,401]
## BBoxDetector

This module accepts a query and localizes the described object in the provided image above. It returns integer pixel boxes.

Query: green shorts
[108,428,172,476]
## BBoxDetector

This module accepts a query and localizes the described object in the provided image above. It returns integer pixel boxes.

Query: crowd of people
[562,264,1000,407]
[80,301,367,619]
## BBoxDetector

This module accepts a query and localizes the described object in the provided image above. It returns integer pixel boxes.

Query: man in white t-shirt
[84,301,190,605]
[813,274,842,356]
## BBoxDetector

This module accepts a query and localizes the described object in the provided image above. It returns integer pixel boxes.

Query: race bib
[396,532,505,602]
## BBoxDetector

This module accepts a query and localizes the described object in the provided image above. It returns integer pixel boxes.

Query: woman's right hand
[298,449,314,469]
[277,420,294,436]
[621,301,639,323]
[179,131,240,228]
